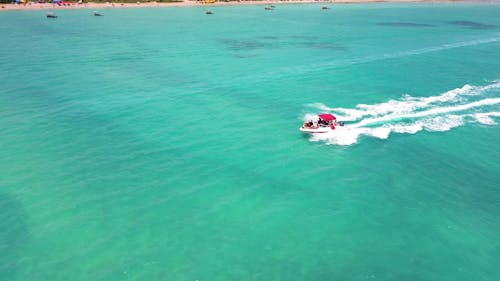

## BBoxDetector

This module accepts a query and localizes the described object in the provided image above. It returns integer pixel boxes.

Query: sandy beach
[0,0,465,11]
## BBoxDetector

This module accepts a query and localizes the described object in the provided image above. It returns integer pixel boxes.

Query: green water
[1,3,500,280]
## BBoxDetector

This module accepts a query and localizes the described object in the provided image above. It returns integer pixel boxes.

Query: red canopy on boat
[318,113,336,121]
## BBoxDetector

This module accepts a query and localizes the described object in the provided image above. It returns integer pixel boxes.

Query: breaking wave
[304,81,500,146]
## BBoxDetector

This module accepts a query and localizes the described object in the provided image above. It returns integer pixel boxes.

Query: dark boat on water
[46,12,57,18]
[94,11,103,16]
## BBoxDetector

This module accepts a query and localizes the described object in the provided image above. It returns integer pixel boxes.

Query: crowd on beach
[1,0,454,11]
[3,0,427,11]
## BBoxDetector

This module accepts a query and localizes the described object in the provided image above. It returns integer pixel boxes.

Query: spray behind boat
[302,81,500,145]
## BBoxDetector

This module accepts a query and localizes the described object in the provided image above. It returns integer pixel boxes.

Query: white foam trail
[473,112,500,125]
[304,81,500,145]
[237,36,500,84]
[352,98,500,128]
[335,83,500,122]
[360,37,500,63]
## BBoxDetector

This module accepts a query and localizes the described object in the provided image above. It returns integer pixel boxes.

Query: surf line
[350,97,500,128]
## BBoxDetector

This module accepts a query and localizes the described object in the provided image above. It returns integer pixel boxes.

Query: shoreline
[0,0,479,12]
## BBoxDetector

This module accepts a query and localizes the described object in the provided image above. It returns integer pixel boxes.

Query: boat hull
[299,126,334,133]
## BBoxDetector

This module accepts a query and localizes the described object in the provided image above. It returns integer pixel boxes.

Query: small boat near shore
[46,12,57,18]
[300,113,344,133]
[94,11,103,16]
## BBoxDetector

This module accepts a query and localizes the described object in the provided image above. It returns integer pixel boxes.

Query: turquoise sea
[1,3,500,280]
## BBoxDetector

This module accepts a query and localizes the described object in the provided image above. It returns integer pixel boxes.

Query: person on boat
[303,120,314,128]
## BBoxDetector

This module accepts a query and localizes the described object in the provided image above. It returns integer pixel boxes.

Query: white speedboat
[300,113,343,133]
[300,125,335,133]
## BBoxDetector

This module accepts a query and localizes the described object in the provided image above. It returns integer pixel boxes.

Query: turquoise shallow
[1,3,500,281]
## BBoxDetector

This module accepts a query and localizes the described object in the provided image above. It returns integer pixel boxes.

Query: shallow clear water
[1,3,500,280]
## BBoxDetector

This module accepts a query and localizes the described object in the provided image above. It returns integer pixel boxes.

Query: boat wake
[304,81,500,146]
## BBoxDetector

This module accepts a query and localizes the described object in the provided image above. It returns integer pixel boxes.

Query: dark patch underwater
[376,22,435,27]
[447,20,497,29]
